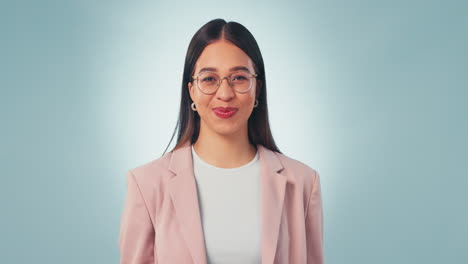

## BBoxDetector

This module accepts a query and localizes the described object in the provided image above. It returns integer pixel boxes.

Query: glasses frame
[192,71,258,95]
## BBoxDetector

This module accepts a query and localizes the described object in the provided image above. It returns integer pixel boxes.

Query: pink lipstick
[213,107,238,119]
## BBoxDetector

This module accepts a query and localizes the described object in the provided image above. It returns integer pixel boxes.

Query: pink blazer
[118,142,324,264]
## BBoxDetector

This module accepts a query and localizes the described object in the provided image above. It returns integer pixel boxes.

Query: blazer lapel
[168,141,208,264]
[167,142,287,264]
[258,143,287,264]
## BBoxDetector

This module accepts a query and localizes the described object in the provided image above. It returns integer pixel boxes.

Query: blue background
[1,0,467,263]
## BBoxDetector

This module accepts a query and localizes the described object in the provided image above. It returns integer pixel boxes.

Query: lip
[213,107,238,119]
[213,107,238,112]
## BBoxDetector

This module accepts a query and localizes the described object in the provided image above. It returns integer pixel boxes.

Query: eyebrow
[198,66,251,74]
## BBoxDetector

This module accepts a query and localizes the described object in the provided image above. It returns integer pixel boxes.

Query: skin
[188,39,262,169]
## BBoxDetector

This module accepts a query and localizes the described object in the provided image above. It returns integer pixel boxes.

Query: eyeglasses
[192,71,258,95]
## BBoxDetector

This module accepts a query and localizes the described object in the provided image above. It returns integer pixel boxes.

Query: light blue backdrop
[1,0,467,263]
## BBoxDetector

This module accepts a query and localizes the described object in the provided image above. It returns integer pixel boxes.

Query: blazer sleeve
[118,170,156,264]
[305,170,324,264]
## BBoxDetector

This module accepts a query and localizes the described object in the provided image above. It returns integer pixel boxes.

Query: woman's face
[188,40,259,137]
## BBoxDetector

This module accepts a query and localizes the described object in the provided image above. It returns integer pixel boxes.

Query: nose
[216,77,235,98]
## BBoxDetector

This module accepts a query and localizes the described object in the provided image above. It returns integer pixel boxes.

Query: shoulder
[273,150,320,188]
[275,151,317,173]
[126,151,173,187]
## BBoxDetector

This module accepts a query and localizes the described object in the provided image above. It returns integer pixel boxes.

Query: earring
[191,102,197,111]
[253,99,259,108]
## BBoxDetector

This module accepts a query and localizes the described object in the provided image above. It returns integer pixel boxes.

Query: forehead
[194,40,255,73]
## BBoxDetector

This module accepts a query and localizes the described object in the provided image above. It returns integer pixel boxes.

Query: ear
[188,81,194,101]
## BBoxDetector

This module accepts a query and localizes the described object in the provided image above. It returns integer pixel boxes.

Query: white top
[191,145,262,264]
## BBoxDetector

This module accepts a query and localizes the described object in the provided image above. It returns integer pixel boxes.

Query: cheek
[238,97,256,115]
[196,98,212,115]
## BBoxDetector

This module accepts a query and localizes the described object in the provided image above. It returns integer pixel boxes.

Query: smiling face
[188,40,259,137]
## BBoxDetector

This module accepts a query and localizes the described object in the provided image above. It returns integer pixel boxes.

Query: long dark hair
[161,18,282,156]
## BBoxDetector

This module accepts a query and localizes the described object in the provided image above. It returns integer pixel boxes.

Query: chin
[214,127,238,136]
[212,123,242,135]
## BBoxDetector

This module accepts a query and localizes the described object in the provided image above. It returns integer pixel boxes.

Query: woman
[118,18,324,264]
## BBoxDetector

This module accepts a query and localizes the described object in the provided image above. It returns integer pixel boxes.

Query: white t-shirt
[191,144,262,264]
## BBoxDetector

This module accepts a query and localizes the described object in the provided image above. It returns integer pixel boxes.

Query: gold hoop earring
[191,102,197,111]
[253,99,259,108]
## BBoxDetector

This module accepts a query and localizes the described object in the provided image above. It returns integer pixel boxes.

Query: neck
[193,122,257,169]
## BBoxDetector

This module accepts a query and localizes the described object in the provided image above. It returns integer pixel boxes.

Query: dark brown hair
[162,18,282,156]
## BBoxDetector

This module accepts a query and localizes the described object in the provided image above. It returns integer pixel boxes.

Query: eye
[233,75,248,80]
[203,77,216,81]
[231,72,250,81]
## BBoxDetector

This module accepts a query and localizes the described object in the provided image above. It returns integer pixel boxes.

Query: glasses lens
[197,71,254,94]
[198,72,219,94]
[231,71,252,92]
